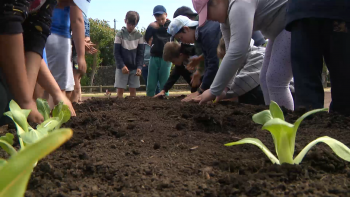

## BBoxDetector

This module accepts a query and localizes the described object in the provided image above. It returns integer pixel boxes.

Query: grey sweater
[210,0,287,96]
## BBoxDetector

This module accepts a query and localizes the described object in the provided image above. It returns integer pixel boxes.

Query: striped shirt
[114,27,145,70]
[226,40,265,97]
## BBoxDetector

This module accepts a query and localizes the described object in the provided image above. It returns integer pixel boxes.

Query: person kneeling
[154,42,203,98]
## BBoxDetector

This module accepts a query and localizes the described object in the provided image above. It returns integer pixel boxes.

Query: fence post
[99,85,102,93]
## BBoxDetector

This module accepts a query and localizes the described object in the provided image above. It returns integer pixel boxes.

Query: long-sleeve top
[114,27,145,70]
[163,65,194,93]
[195,20,221,91]
[226,40,265,98]
[144,20,172,57]
[210,0,287,96]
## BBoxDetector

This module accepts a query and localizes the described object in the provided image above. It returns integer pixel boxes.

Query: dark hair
[177,26,197,34]
[125,11,140,25]
[173,6,198,19]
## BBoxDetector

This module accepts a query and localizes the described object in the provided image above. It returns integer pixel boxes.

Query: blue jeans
[142,66,160,95]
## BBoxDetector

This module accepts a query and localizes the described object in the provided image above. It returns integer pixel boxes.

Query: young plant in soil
[225,101,350,165]
[0,100,73,197]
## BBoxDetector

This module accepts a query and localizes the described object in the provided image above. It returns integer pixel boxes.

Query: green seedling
[0,129,73,197]
[4,100,71,148]
[0,100,73,197]
[225,101,350,165]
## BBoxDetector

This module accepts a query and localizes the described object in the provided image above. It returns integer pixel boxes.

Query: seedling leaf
[252,110,272,125]
[20,127,48,145]
[269,101,284,120]
[294,136,350,164]
[0,140,17,156]
[0,129,73,197]
[225,138,280,164]
[0,133,14,145]
[36,99,51,121]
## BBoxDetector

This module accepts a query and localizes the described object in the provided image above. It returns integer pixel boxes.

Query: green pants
[147,56,171,96]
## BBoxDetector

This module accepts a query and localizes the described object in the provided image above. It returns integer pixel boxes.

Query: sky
[88,0,195,30]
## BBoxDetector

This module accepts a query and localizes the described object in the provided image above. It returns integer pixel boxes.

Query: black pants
[291,18,350,115]
[238,85,265,106]
[0,0,57,57]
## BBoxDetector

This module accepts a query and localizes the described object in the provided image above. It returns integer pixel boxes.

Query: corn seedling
[225,101,350,165]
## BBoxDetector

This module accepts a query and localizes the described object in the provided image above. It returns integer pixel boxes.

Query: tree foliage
[82,18,115,86]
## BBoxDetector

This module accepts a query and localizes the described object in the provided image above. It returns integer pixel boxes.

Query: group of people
[116,0,350,116]
[0,0,349,126]
[0,0,94,124]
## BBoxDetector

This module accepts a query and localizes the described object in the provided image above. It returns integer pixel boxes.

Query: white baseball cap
[167,15,199,37]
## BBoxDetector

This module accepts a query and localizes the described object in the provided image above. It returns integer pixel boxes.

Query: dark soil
[4,97,350,196]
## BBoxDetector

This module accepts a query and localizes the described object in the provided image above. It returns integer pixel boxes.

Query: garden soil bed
[12,97,350,196]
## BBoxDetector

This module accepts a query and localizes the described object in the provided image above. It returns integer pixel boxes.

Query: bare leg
[117,88,124,98]
[129,88,136,97]
[34,83,45,100]
[71,69,82,103]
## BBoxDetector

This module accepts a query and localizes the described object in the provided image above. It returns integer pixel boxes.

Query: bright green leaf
[0,159,7,169]
[3,112,25,149]
[294,136,350,164]
[0,129,73,197]
[20,127,48,145]
[262,119,294,164]
[58,104,71,124]
[252,110,273,125]
[9,100,29,133]
[37,118,61,133]
[52,102,63,118]
[293,108,328,133]
[225,138,280,164]
[0,133,14,145]
[269,101,284,120]
[0,140,17,156]
[36,99,51,121]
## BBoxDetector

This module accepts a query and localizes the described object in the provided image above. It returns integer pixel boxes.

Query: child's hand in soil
[199,89,216,105]
[154,90,166,98]
[136,69,142,76]
[122,66,129,74]
[191,71,201,88]
[54,94,76,116]
[181,91,200,102]
[20,100,44,124]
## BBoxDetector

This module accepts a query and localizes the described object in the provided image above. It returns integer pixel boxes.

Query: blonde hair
[217,37,226,59]
[163,42,181,62]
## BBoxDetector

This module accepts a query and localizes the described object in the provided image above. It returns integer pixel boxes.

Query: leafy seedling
[225,101,350,165]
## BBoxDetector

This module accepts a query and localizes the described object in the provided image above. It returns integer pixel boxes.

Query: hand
[191,71,201,88]
[136,69,142,76]
[53,93,76,117]
[20,100,44,124]
[154,90,166,98]
[85,37,98,54]
[77,56,87,76]
[214,88,228,103]
[186,57,201,71]
[181,91,200,102]
[192,95,202,103]
[122,66,129,74]
[199,89,216,105]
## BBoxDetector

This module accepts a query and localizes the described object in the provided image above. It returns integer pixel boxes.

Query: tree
[84,19,115,89]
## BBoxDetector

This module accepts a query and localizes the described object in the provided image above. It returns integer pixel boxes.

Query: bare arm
[70,4,86,75]
[0,34,43,123]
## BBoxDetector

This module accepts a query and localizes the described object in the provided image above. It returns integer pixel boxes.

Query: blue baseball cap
[153,5,167,15]
[168,16,199,37]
